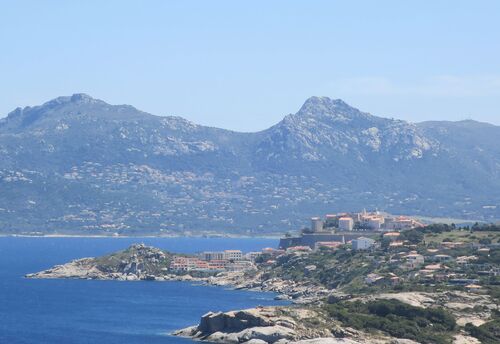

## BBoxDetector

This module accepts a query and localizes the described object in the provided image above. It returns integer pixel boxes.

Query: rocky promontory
[26,244,330,303]
[26,243,177,281]
[172,306,427,344]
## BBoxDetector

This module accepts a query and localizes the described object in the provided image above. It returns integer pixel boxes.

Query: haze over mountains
[0,94,498,235]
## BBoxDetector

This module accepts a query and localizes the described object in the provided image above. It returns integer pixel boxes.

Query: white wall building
[311,217,324,232]
[224,250,243,261]
[338,217,354,231]
[366,217,384,230]
[406,253,425,268]
[201,251,225,261]
[352,237,375,250]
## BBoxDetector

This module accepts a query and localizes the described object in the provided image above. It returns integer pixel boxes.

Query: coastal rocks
[25,244,173,281]
[173,306,422,344]
[292,338,361,344]
[174,307,298,343]
[243,339,268,344]
[26,245,330,306]
[25,258,107,280]
[202,326,296,344]
[174,306,379,344]
[198,309,279,333]
[238,326,296,343]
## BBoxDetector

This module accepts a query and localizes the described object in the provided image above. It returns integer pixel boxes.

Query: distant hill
[0,94,498,235]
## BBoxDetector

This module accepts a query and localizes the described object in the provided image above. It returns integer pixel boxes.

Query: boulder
[199,312,226,333]
[238,325,296,343]
[198,309,276,335]
[292,338,361,344]
[274,339,290,344]
[243,339,269,344]
[205,331,238,343]
[172,325,198,337]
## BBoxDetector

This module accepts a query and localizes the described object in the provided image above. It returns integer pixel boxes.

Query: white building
[311,217,324,232]
[338,217,354,231]
[224,250,243,261]
[367,217,384,230]
[352,237,375,250]
[245,251,262,261]
[325,214,337,227]
[201,251,225,261]
[385,216,424,230]
[405,253,425,268]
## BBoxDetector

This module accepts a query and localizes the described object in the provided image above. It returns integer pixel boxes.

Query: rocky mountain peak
[70,93,101,104]
[297,96,368,120]
[299,96,347,111]
[40,93,105,109]
[0,94,157,132]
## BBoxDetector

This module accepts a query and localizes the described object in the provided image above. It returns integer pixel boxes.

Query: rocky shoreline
[25,243,331,304]
[172,307,362,344]
[26,259,330,304]
[26,244,495,344]
[172,289,494,344]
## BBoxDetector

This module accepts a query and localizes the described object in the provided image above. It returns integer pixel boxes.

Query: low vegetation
[464,310,500,344]
[93,244,174,275]
[324,299,456,344]
[263,248,376,290]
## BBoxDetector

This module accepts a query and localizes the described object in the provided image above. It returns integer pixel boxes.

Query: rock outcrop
[26,244,173,281]
[350,290,497,327]
[174,307,307,344]
[172,306,444,344]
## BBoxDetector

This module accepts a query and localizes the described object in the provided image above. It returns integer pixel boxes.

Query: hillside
[0,94,499,234]
[28,226,500,344]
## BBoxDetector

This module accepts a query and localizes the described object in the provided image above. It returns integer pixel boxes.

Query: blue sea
[0,237,286,344]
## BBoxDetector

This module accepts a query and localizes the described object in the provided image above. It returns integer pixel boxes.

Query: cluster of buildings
[169,247,284,272]
[363,241,499,293]
[280,210,424,250]
[323,210,425,231]
[278,212,497,294]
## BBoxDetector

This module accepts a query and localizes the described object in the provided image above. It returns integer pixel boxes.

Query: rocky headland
[27,243,499,343]
[172,289,495,344]
[26,243,330,304]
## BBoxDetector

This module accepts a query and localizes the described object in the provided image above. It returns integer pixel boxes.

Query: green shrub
[325,299,455,344]
[465,320,500,344]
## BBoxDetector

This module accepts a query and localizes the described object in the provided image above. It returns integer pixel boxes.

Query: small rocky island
[27,225,500,344]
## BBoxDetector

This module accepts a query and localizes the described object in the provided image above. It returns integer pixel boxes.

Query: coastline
[2,233,284,239]
[24,242,498,344]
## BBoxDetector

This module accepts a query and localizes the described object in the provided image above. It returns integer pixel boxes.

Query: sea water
[0,237,287,344]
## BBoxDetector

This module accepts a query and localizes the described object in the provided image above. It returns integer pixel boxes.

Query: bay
[0,237,286,344]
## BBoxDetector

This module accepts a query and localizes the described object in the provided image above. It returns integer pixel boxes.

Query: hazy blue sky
[1,0,499,131]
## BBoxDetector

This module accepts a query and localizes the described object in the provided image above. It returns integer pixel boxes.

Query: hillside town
[167,211,499,296]
[169,211,425,273]
[279,210,424,250]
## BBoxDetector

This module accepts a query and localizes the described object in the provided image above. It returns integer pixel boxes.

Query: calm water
[0,237,285,344]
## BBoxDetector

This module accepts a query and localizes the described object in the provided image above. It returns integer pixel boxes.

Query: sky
[1,0,499,131]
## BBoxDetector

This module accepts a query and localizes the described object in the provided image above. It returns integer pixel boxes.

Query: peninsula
[27,223,500,344]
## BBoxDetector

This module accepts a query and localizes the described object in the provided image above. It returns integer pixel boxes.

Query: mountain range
[0,94,499,235]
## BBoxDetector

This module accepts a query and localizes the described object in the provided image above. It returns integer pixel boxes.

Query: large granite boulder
[238,326,295,343]
[198,309,277,334]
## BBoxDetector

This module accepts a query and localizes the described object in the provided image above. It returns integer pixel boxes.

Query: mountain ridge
[3,93,497,131]
[0,94,498,234]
